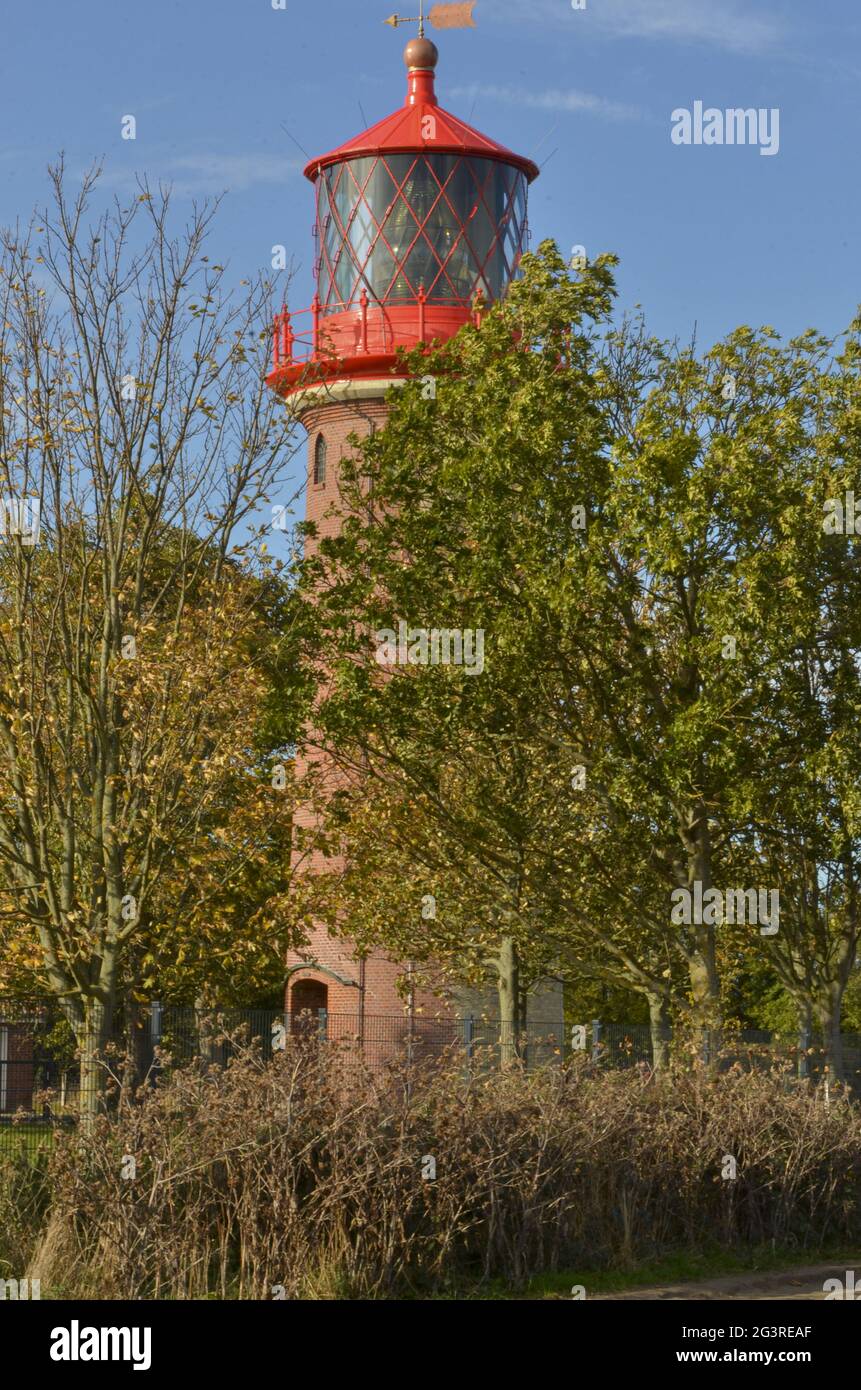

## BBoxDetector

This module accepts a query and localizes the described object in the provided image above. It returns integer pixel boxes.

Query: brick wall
[287,390,456,1022]
[0,1025,35,1113]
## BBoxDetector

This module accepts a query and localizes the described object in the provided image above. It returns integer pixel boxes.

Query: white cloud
[102,153,301,197]
[595,0,782,54]
[451,83,642,122]
[154,154,302,194]
[488,0,784,57]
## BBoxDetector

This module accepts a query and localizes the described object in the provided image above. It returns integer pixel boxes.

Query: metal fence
[0,1000,568,1156]
[2,1001,859,1159]
[588,1019,861,1083]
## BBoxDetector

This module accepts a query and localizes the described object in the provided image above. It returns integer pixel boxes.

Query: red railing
[271,287,487,372]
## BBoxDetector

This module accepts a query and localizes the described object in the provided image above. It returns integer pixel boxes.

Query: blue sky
[2,0,858,351]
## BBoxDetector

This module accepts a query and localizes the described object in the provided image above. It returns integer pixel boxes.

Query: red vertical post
[312,294,320,358]
[272,314,280,370]
[418,283,426,344]
[359,288,369,353]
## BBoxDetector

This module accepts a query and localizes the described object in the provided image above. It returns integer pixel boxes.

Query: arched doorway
[290,978,328,1036]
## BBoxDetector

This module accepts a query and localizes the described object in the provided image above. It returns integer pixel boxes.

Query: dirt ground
[592,1263,858,1300]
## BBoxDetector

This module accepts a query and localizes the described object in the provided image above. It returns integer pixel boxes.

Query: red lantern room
[268,34,539,396]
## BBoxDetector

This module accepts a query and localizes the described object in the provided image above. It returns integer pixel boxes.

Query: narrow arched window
[313,433,327,486]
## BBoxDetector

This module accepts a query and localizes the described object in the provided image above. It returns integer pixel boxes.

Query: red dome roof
[303,59,539,185]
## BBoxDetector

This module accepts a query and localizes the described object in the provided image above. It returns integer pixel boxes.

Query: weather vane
[384,2,477,37]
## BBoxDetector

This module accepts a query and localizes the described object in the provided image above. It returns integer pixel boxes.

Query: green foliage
[295,241,861,1054]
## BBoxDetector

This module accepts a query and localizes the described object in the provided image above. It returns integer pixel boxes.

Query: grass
[0,1123,55,1160]
[431,1244,861,1300]
[9,1240,860,1302]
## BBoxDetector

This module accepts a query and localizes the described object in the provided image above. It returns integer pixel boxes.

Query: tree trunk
[678,805,722,1059]
[647,992,672,1071]
[796,999,813,1080]
[687,951,722,1063]
[496,935,521,1069]
[75,998,109,1130]
[816,984,846,1084]
[195,995,216,1065]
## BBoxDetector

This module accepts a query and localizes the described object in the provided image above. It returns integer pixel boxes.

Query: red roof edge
[302,60,540,184]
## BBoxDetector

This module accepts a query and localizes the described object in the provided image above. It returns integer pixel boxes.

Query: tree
[731,320,861,1076]
[296,241,861,1070]
[294,246,616,1050]
[0,165,306,1115]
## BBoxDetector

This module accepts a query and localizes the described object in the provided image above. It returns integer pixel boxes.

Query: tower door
[290,979,328,1034]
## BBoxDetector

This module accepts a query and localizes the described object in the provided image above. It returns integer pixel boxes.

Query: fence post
[591,1018,602,1065]
[465,1015,475,1071]
[317,1007,328,1042]
[149,999,163,1080]
[798,1026,811,1080]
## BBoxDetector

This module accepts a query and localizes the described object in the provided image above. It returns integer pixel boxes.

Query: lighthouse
[269,22,549,1036]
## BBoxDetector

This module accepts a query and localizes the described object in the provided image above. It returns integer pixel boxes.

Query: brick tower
[267,24,545,1035]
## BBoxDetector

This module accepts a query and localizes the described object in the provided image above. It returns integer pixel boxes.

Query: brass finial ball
[404,37,439,70]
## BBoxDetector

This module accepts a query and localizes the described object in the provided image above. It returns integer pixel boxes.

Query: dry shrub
[28,1038,861,1298]
[0,1146,51,1279]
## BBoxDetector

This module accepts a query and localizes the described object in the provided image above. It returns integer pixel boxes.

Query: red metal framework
[268,45,538,398]
[316,151,528,311]
[270,288,488,378]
